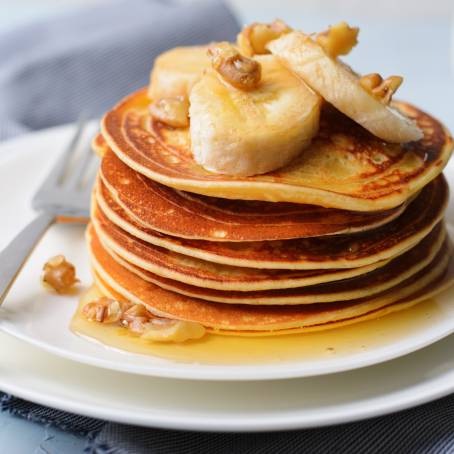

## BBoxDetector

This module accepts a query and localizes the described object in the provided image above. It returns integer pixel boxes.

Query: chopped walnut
[83,297,131,323]
[121,304,152,322]
[83,301,105,322]
[127,317,150,334]
[41,255,79,294]
[316,21,359,58]
[208,42,261,91]
[149,96,189,128]
[120,304,154,333]
[141,318,206,342]
[359,73,403,104]
[237,19,292,56]
[82,297,207,342]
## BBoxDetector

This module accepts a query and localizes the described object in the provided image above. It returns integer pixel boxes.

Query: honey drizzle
[70,286,446,365]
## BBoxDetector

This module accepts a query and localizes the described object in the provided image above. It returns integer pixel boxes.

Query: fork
[0,119,96,305]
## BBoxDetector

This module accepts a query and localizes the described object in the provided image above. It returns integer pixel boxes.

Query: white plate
[3,328,454,431]
[1,124,454,382]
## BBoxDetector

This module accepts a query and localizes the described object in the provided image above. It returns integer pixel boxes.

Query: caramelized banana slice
[190,54,321,176]
[141,319,206,342]
[268,28,423,143]
[237,19,292,56]
[148,46,210,100]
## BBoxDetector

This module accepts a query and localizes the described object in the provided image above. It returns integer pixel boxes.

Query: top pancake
[101,88,453,211]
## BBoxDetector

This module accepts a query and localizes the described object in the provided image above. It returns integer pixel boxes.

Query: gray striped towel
[3,392,454,453]
[0,0,239,140]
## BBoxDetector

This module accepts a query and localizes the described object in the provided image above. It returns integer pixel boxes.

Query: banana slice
[148,46,210,100]
[189,54,321,177]
[268,31,423,143]
[141,319,206,343]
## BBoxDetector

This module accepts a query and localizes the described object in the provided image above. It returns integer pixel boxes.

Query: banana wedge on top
[189,54,322,177]
[148,46,210,100]
[268,31,423,143]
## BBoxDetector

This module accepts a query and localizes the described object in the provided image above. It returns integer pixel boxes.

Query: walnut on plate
[41,255,79,294]
[82,297,207,342]
[83,297,132,323]
[121,304,154,333]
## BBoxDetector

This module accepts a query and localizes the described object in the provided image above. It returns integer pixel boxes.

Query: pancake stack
[85,89,453,337]
[85,22,454,339]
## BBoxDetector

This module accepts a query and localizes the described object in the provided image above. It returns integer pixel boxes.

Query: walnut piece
[121,304,154,333]
[149,96,189,128]
[359,73,403,104]
[83,297,131,323]
[41,255,79,294]
[82,298,207,342]
[237,19,291,56]
[316,21,359,58]
[208,42,261,91]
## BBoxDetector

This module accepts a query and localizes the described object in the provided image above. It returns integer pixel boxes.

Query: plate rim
[2,332,454,432]
[3,314,454,381]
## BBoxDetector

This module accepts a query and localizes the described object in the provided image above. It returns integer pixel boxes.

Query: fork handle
[0,212,55,305]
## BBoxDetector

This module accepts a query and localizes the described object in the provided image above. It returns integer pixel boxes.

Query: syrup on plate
[70,285,446,365]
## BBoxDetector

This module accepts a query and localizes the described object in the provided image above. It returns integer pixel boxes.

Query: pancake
[94,174,447,270]
[90,216,391,291]
[88,225,454,333]
[100,224,445,305]
[99,150,408,241]
[101,88,453,210]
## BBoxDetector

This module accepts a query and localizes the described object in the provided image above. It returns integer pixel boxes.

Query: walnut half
[359,73,403,104]
[41,255,79,294]
[81,297,207,342]
[208,42,261,91]
[83,297,131,323]
[121,303,154,333]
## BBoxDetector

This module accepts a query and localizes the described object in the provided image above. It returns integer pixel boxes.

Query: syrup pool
[70,285,447,366]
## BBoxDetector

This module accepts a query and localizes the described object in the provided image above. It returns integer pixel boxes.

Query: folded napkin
[0,0,239,140]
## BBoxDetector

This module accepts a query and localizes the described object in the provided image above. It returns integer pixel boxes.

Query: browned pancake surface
[88,224,453,330]
[96,175,447,270]
[100,150,407,241]
[92,203,391,289]
[102,224,445,304]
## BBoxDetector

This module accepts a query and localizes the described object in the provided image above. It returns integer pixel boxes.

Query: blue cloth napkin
[0,0,239,140]
[1,1,454,453]
[3,391,454,453]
